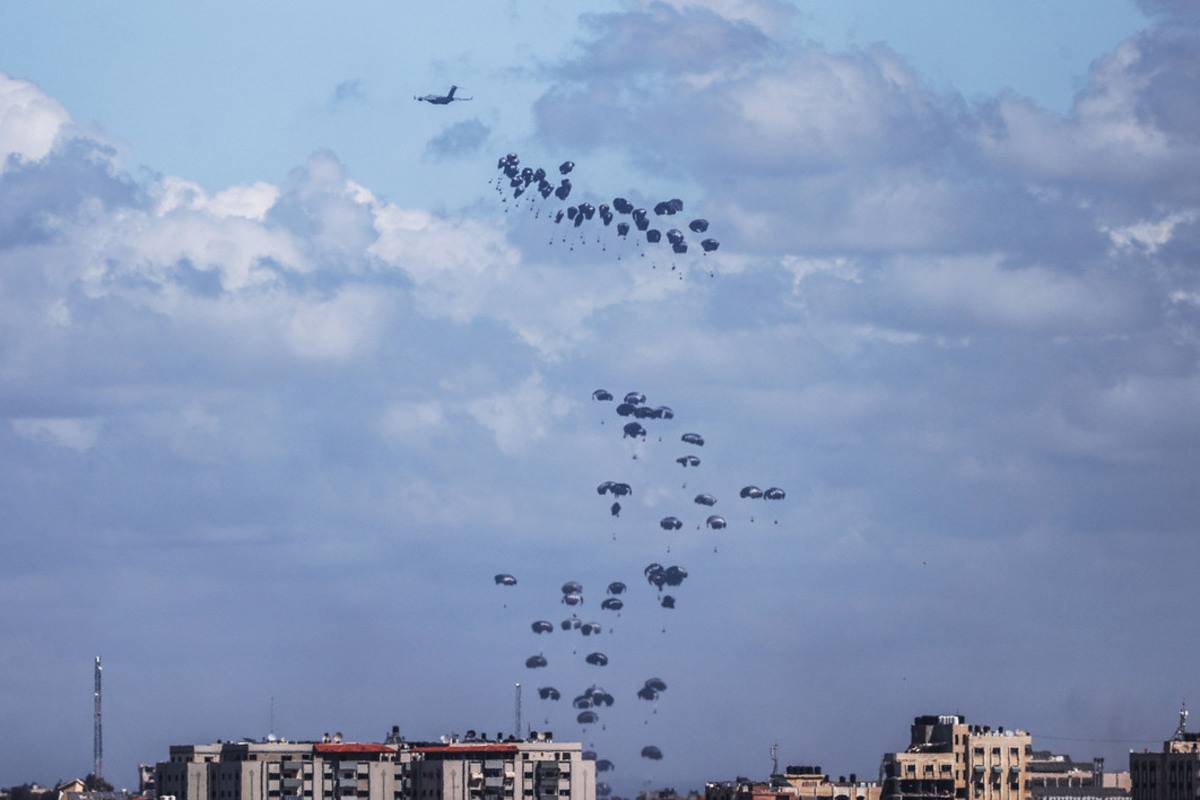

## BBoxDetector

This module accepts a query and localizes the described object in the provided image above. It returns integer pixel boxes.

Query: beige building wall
[881,717,1030,800]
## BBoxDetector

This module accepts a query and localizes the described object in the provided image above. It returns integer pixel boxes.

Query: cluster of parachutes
[492,153,720,261]
[490,385,790,780]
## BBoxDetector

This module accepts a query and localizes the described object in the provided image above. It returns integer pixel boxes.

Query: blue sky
[2,0,1199,795]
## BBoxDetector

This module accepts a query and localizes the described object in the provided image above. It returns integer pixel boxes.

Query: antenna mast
[514,683,522,738]
[93,656,103,779]
[1176,702,1189,740]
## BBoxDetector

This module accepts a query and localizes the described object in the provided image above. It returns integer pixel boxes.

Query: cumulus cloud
[0,73,70,169]
[466,373,572,454]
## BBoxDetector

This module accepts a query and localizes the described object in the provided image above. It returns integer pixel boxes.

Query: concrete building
[154,731,592,800]
[1026,752,1129,800]
[138,766,157,799]
[410,734,593,800]
[879,716,1031,800]
[1130,707,1200,800]
[706,767,880,800]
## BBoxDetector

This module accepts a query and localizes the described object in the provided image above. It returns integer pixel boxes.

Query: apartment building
[155,731,591,800]
[880,716,1031,800]
[1130,708,1200,800]
[706,766,880,800]
[410,736,593,800]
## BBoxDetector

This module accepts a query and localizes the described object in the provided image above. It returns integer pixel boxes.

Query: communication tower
[515,683,522,738]
[93,656,103,779]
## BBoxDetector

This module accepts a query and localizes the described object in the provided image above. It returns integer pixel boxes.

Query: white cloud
[379,400,445,443]
[370,204,521,322]
[466,373,573,455]
[0,72,70,169]
[1104,209,1199,254]
[154,176,281,221]
[11,416,101,451]
[284,287,390,361]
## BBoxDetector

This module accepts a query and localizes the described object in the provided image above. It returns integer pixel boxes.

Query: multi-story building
[154,731,592,800]
[139,765,158,799]
[705,766,880,800]
[410,735,592,800]
[1131,707,1200,800]
[1026,753,1129,800]
[879,716,1031,800]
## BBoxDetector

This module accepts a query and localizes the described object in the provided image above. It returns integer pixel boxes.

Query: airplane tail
[447,85,458,98]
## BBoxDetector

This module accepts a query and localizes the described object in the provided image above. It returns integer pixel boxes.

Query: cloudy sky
[2,0,1199,793]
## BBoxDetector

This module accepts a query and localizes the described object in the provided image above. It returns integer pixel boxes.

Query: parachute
[601,598,624,611]
[689,219,709,233]
[764,487,786,500]
[597,481,632,497]
[494,574,517,586]
[623,422,646,438]
[531,620,554,634]
[682,433,705,446]
[525,655,548,669]
[740,486,763,499]
[538,687,560,700]
[694,494,717,506]
[659,516,683,531]
[585,652,609,666]
[706,515,727,530]
[559,161,575,175]
[676,455,701,467]
[592,389,613,401]
[660,595,675,609]
[663,566,688,586]
[641,746,663,760]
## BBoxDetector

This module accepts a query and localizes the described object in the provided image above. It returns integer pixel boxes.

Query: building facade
[1130,708,1200,800]
[879,716,1031,800]
[706,766,880,800]
[155,732,592,800]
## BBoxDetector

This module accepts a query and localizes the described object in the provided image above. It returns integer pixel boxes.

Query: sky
[1,0,1199,794]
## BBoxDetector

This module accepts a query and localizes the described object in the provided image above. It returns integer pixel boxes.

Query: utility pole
[514,683,522,738]
[94,656,104,780]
